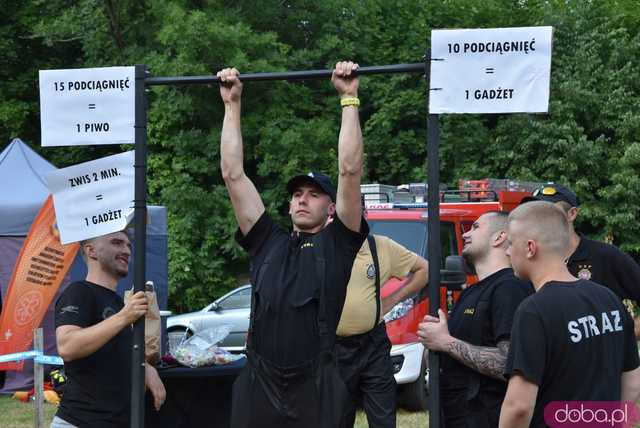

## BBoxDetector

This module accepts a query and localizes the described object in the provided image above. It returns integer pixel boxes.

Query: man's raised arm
[218,67,265,236]
[332,61,363,232]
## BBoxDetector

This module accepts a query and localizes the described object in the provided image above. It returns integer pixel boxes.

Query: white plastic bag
[171,325,243,367]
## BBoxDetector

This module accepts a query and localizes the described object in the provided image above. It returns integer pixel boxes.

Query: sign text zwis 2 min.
[46,151,135,244]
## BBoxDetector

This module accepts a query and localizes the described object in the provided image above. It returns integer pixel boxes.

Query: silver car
[167,284,251,352]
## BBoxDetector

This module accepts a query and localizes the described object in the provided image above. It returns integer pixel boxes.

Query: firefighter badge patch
[366,263,376,279]
[577,267,592,280]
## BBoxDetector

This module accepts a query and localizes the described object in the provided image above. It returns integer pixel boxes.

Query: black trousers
[335,322,396,428]
[230,350,349,428]
[441,380,503,428]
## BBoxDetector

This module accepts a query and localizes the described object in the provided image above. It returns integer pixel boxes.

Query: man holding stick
[417,211,532,428]
[52,230,165,428]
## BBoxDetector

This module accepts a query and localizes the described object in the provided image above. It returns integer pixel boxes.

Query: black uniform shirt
[237,212,368,367]
[505,280,640,427]
[568,235,640,302]
[442,268,532,389]
[54,281,132,428]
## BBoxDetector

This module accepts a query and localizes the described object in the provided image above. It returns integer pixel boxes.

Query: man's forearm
[338,105,363,178]
[445,339,509,381]
[383,261,428,313]
[335,102,364,231]
[382,284,415,315]
[499,401,534,428]
[218,89,264,234]
[499,375,538,428]
[220,102,245,182]
[145,364,166,411]
[57,314,129,361]
[621,367,640,401]
[383,275,427,315]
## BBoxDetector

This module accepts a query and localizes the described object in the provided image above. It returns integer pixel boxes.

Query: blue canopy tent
[0,138,168,392]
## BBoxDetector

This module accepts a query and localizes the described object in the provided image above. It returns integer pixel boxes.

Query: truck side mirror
[440,255,467,291]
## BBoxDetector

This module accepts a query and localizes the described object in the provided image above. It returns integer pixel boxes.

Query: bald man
[499,201,640,428]
[523,183,640,337]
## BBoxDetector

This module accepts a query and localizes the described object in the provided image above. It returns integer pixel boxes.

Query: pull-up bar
[132,59,442,428]
[145,62,426,85]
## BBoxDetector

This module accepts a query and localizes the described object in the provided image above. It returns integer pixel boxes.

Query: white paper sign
[39,66,135,146]
[429,27,553,114]
[46,151,135,244]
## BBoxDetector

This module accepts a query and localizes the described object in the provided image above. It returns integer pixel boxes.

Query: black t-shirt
[505,280,640,427]
[54,281,132,428]
[442,268,532,395]
[237,212,368,366]
[568,235,640,303]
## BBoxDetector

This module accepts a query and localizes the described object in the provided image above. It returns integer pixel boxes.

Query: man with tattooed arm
[417,211,532,427]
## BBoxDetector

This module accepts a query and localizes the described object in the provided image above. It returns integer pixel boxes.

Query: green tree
[2,0,639,312]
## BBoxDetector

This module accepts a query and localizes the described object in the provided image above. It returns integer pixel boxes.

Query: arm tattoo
[446,339,510,381]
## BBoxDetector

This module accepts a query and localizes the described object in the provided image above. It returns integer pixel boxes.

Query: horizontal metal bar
[145,63,425,86]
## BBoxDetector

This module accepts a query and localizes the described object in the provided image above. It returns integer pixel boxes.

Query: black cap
[286,172,336,202]
[521,183,580,207]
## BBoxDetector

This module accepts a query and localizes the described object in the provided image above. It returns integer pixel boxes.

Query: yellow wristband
[340,97,360,107]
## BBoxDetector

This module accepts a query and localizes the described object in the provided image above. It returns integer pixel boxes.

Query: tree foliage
[2,0,639,311]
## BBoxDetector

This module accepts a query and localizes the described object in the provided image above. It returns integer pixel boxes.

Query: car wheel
[400,350,428,411]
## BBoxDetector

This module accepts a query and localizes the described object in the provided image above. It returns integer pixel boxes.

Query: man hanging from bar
[217,61,368,428]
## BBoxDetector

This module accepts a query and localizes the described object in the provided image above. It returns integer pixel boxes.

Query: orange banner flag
[0,196,79,370]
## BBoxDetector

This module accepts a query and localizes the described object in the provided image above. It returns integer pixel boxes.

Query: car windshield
[368,220,427,256]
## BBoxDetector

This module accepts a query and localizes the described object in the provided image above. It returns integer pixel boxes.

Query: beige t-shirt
[336,235,418,336]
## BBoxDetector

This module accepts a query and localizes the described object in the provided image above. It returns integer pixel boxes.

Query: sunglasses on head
[532,186,558,197]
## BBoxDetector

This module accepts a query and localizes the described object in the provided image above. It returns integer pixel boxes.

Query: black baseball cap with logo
[521,183,580,207]
[286,172,336,202]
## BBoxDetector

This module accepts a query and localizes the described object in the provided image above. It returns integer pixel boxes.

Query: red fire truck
[363,179,540,410]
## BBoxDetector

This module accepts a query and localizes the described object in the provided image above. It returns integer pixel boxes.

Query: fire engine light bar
[394,203,429,209]
[365,202,429,210]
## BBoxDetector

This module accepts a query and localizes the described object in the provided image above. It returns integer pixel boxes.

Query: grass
[0,394,57,428]
[356,409,429,427]
[0,395,426,427]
